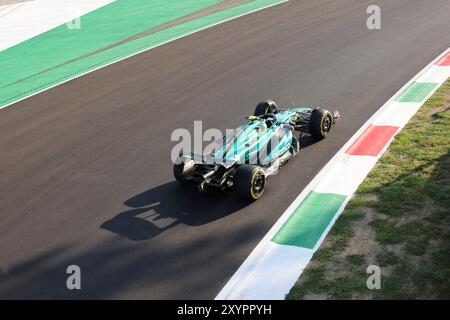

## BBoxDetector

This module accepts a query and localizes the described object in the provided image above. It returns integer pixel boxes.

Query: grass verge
[287,79,450,300]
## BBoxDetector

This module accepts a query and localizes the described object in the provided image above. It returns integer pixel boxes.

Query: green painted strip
[396,82,439,103]
[0,0,286,107]
[272,191,347,249]
[0,0,223,88]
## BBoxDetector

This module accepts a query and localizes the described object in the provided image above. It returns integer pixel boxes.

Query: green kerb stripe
[272,191,346,249]
[396,82,438,103]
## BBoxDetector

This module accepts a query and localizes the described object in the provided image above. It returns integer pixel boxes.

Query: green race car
[174,100,340,200]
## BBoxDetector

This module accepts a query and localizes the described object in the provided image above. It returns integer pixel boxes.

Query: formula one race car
[173,100,340,200]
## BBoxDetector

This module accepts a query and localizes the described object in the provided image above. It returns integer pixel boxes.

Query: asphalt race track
[0,0,449,299]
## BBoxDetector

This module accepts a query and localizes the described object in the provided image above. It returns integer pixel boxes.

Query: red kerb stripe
[435,52,450,66]
[346,125,399,156]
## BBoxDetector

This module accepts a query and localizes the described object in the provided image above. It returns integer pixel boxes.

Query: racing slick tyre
[254,100,278,116]
[309,108,333,140]
[234,165,266,200]
[290,136,300,155]
[173,160,195,186]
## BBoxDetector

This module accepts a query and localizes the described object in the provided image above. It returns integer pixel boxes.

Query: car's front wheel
[234,165,266,200]
[309,108,333,140]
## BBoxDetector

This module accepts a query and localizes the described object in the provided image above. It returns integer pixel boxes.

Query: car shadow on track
[101,133,318,241]
[101,181,251,241]
[298,133,316,149]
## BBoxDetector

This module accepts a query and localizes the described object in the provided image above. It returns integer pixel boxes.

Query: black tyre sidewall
[254,100,278,116]
[173,162,194,185]
[310,108,332,140]
[234,165,266,200]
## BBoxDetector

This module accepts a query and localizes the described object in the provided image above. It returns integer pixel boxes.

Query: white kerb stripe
[313,155,378,195]
[416,65,449,83]
[371,102,421,127]
[0,0,115,52]
[217,243,313,300]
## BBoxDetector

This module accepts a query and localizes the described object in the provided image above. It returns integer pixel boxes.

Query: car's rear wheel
[173,160,195,185]
[290,136,300,155]
[254,100,278,116]
[234,165,266,200]
[309,108,333,140]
